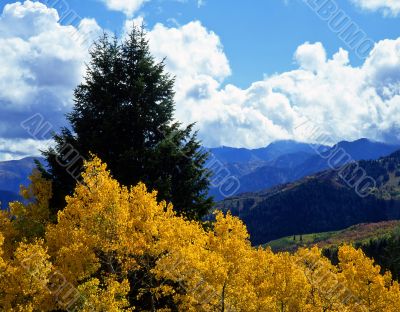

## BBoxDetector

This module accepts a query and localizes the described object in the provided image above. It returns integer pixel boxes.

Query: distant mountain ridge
[1,139,399,210]
[0,157,41,193]
[293,138,400,179]
[0,157,43,209]
[208,140,327,165]
[217,149,400,245]
[208,139,400,199]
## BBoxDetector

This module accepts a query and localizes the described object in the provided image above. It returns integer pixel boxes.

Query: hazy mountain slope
[234,138,400,196]
[208,140,326,165]
[0,157,41,193]
[1,139,399,209]
[0,190,20,209]
[251,140,326,162]
[0,157,43,208]
[293,139,399,177]
[207,140,328,200]
[217,150,400,245]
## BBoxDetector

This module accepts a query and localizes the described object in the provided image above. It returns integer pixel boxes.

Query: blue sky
[139,0,400,87]
[0,0,400,159]
[2,0,398,87]
[4,0,398,86]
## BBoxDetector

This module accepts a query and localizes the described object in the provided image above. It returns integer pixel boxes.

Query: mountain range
[208,138,400,200]
[0,157,41,208]
[1,138,399,210]
[217,150,400,245]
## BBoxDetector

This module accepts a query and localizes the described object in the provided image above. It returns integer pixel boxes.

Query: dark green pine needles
[41,25,213,220]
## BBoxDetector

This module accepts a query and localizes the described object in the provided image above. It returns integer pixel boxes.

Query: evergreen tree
[41,26,213,220]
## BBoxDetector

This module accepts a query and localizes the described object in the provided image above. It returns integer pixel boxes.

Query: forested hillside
[218,150,400,245]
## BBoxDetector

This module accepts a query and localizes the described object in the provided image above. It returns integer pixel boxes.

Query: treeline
[225,178,400,245]
[1,157,400,311]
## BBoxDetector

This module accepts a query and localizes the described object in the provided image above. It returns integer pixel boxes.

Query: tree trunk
[221,281,227,312]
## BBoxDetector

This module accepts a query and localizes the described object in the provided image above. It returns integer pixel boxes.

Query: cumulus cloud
[101,0,147,16]
[131,20,400,148]
[0,0,101,158]
[351,0,400,16]
[144,20,231,109]
[147,21,231,81]
[294,42,327,72]
[0,138,52,161]
[3,1,400,159]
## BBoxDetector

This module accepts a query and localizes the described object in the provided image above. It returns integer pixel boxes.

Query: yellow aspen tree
[8,169,52,242]
[385,281,400,312]
[249,248,277,311]
[295,247,348,312]
[0,238,54,311]
[77,277,132,312]
[204,212,258,311]
[265,250,311,311]
[46,157,140,283]
[337,245,394,312]
[155,212,264,311]
[45,156,206,310]
[0,211,17,259]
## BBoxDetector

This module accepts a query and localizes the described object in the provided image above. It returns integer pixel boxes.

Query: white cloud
[146,21,231,80]
[101,0,147,16]
[2,1,400,159]
[145,20,231,104]
[135,20,400,148]
[294,42,327,72]
[351,0,400,16]
[0,1,101,158]
[0,138,51,161]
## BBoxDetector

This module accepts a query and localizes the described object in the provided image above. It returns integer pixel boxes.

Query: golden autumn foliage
[0,156,400,311]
